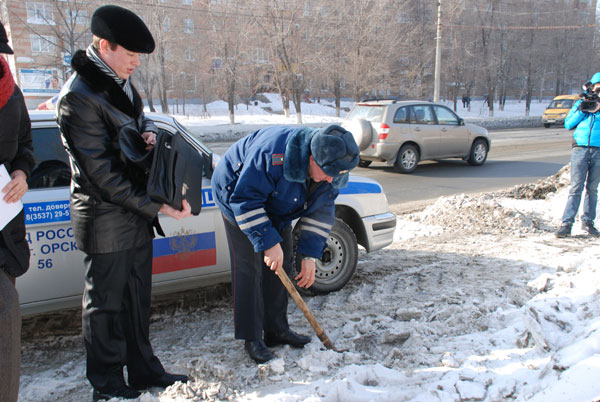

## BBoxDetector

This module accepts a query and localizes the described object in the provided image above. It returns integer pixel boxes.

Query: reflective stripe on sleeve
[299,224,329,238]
[300,217,332,231]
[238,215,270,231]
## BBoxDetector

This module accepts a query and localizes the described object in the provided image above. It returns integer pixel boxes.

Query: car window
[346,105,384,123]
[393,107,409,123]
[548,99,574,109]
[410,105,435,125]
[433,106,460,125]
[28,127,71,189]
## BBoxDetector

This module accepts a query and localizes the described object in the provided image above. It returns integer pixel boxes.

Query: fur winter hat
[91,5,155,53]
[310,125,359,178]
[0,21,14,54]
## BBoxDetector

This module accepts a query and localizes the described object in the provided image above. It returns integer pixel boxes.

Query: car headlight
[561,113,567,117]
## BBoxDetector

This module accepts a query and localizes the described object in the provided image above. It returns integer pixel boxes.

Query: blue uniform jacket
[211,126,340,258]
[564,99,600,147]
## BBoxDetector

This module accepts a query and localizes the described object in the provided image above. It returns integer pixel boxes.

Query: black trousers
[223,216,292,341]
[82,241,164,390]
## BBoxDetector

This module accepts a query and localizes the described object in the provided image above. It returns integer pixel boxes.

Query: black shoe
[92,386,140,401]
[129,372,189,390]
[555,224,572,238]
[264,329,311,348]
[582,221,600,237]
[244,340,275,364]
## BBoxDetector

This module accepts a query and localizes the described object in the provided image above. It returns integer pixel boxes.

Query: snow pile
[18,170,600,402]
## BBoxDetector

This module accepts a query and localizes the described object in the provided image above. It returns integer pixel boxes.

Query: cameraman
[556,73,600,238]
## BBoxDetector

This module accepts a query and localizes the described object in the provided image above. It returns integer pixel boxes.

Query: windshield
[346,105,384,122]
[548,99,575,109]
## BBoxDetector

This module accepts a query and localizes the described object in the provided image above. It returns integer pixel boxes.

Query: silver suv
[342,100,491,173]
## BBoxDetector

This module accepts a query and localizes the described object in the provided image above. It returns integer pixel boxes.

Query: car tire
[293,218,358,295]
[543,123,551,128]
[467,138,489,166]
[346,119,373,151]
[358,159,372,168]
[394,144,419,173]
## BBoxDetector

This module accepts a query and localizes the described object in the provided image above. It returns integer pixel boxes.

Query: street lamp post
[433,0,442,102]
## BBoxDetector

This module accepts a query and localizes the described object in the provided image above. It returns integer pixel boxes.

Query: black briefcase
[146,130,205,215]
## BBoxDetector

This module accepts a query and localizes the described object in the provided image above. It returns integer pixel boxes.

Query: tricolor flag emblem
[272,154,284,165]
[152,232,217,274]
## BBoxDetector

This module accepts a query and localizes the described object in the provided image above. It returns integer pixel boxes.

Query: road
[206,126,573,208]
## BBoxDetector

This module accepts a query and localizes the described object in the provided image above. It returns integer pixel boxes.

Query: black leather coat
[57,50,161,254]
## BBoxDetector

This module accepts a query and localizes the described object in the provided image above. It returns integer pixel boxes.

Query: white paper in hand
[0,164,24,231]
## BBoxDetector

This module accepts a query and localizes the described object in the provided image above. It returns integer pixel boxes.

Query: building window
[185,48,194,61]
[184,19,194,33]
[27,2,55,25]
[65,9,88,26]
[252,48,267,63]
[30,35,56,53]
[211,57,222,70]
[163,17,171,32]
[182,0,192,4]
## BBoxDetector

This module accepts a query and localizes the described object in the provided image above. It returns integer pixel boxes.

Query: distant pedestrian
[555,72,600,238]
[462,94,468,108]
[0,20,35,402]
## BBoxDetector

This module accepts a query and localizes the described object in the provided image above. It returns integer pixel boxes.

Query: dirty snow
[18,163,600,402]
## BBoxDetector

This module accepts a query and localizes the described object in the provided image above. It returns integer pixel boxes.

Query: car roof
[552,95,580,100]
[29,109,179,126]
[355,100,437,107]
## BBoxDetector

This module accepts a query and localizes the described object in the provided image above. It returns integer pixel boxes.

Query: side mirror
[459,118,465,126]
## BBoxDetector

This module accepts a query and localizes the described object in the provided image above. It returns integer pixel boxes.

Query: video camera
[579,81,600,112]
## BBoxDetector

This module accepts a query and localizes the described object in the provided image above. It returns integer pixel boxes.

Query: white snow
[18,98,600,402]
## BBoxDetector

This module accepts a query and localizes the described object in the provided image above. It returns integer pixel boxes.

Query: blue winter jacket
[211,126,342,258]
[564,99,600,147]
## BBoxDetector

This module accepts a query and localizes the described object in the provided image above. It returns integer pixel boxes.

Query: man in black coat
[0,21,35,402]
[56,6,191,401]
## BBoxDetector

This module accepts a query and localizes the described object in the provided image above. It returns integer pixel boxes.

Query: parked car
[17,111,396,315]
[542,94,580,128]
[342,100,491,173]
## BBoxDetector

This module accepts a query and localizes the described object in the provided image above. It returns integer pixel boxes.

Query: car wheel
[358,159,372,168]
[544,123,551,128]
[345,118,373,151]
[394,144,419,173]
[293,218,358,295]
[467,139,488,166]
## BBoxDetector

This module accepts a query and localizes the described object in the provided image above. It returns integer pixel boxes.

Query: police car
[18,111,397,315]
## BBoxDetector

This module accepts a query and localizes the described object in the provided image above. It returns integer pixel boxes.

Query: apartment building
[0,0,249,108]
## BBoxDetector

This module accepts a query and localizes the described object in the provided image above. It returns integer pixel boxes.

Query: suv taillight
[377,123,390,140]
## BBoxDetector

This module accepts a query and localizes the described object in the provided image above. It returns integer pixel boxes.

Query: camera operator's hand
[589,102,600,114]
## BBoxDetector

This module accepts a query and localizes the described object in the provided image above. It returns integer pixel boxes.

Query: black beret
[91,5,155,53]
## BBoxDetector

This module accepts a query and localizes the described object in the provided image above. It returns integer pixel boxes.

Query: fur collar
[283,127,348,189]
[71,49,143,118]
[0,56,15,109]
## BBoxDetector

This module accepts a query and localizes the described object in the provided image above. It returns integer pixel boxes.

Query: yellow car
[542,94,580,128]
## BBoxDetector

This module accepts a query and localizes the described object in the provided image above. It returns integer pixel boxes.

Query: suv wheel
[345,119,373,151]
[293,218,358,295]
[358,159,372,168]
[394,144,419,174]
[543,123,551,128]
[467,139,488,166]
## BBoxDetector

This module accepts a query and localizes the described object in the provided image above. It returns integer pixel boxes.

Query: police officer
[211,125,359,363]
[56,6,191,400]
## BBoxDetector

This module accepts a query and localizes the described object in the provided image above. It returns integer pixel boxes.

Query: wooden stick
[276,267,344,352]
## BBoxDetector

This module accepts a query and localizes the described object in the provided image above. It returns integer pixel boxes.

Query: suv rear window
[346,105,384,123]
